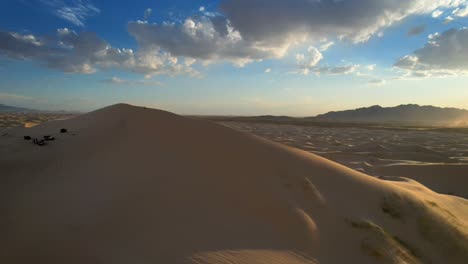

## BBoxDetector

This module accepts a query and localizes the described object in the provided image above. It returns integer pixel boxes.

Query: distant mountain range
[0,104,40,113]
[0,104,77,114]
[3,103,468,127]
[312,104,468,126]
[206,104,468,127]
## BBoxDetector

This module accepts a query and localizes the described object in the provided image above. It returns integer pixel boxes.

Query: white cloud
[144,8,152,20]
[221,0,465,44]
[453,5,468,17]
[0,31,48,60]
[41,0,100,27]
[432,9,444,18]
[2,0,468,78]
[127,17,289,67]
[306,46,323,67]
[265,68,271,73]
[121,0,468,73]
[296,46,323,70]
[295,53,305,62]
[444,16,455,23]
[295,45,359,76]
[367,64,377,71]
[395,28,468,77]
[0,28,198,76]
[319,41,334,52]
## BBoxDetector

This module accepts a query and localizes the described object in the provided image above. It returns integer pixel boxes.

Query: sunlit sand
[1,104,467,264]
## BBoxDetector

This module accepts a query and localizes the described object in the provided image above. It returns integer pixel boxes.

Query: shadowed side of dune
[1,104,467,264]
[371,164,468,198]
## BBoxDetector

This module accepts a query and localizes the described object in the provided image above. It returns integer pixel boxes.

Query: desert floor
[1,105,467,264]
[0,113,76,130]
[220,122,468,199]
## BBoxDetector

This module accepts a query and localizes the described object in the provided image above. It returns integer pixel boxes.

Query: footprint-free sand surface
[222,122,468,199]
[1,104,467,264]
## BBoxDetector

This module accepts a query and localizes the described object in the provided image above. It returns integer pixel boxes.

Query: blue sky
[1,0,468,115]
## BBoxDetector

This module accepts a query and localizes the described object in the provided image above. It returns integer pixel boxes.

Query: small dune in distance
[1,103,467,264]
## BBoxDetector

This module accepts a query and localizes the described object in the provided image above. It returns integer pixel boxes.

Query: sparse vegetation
[349,220,373,230]
[378,194,468,262]
[393,236,422,260]
[416,212,468,262]
[381,195,404,219]
[361,241,385,259]
[347,219,420,263]
[0,113,75,129]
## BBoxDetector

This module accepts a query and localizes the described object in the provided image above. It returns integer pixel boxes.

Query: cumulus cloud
[125,0,467,71]
[40,0,100,27]
[264,68,271,73]
[0,28,197,76]
[2,0,468,77]
[295,45,360,76]
[299,47,324,67]
[407,25,426,36]
[0,31,44,59]
[221,0,465,45]
[395,28,468,77]
[127,18,289,67]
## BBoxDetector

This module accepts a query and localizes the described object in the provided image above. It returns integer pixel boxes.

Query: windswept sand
[222,122,468,199]
[1,104,467,264]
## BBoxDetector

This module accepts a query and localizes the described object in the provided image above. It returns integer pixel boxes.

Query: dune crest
[1,104,467,264]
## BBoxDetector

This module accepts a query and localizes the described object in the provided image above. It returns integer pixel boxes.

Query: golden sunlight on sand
[1,104,467,264]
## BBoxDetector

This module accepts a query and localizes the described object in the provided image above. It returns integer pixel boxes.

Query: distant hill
[312,104,468,126]
[0,104,39,113]
[0,104,79,114]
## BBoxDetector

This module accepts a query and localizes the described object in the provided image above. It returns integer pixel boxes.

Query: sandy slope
[1,104,467,264]
[221,122,468,200]
[370,164,468,198]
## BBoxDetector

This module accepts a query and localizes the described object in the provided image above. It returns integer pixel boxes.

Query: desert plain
[220,122,468,199]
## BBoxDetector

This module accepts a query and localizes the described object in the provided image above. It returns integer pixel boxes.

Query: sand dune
[1,104,467,263]
[222,122,468,200]
[371,164,468,198]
